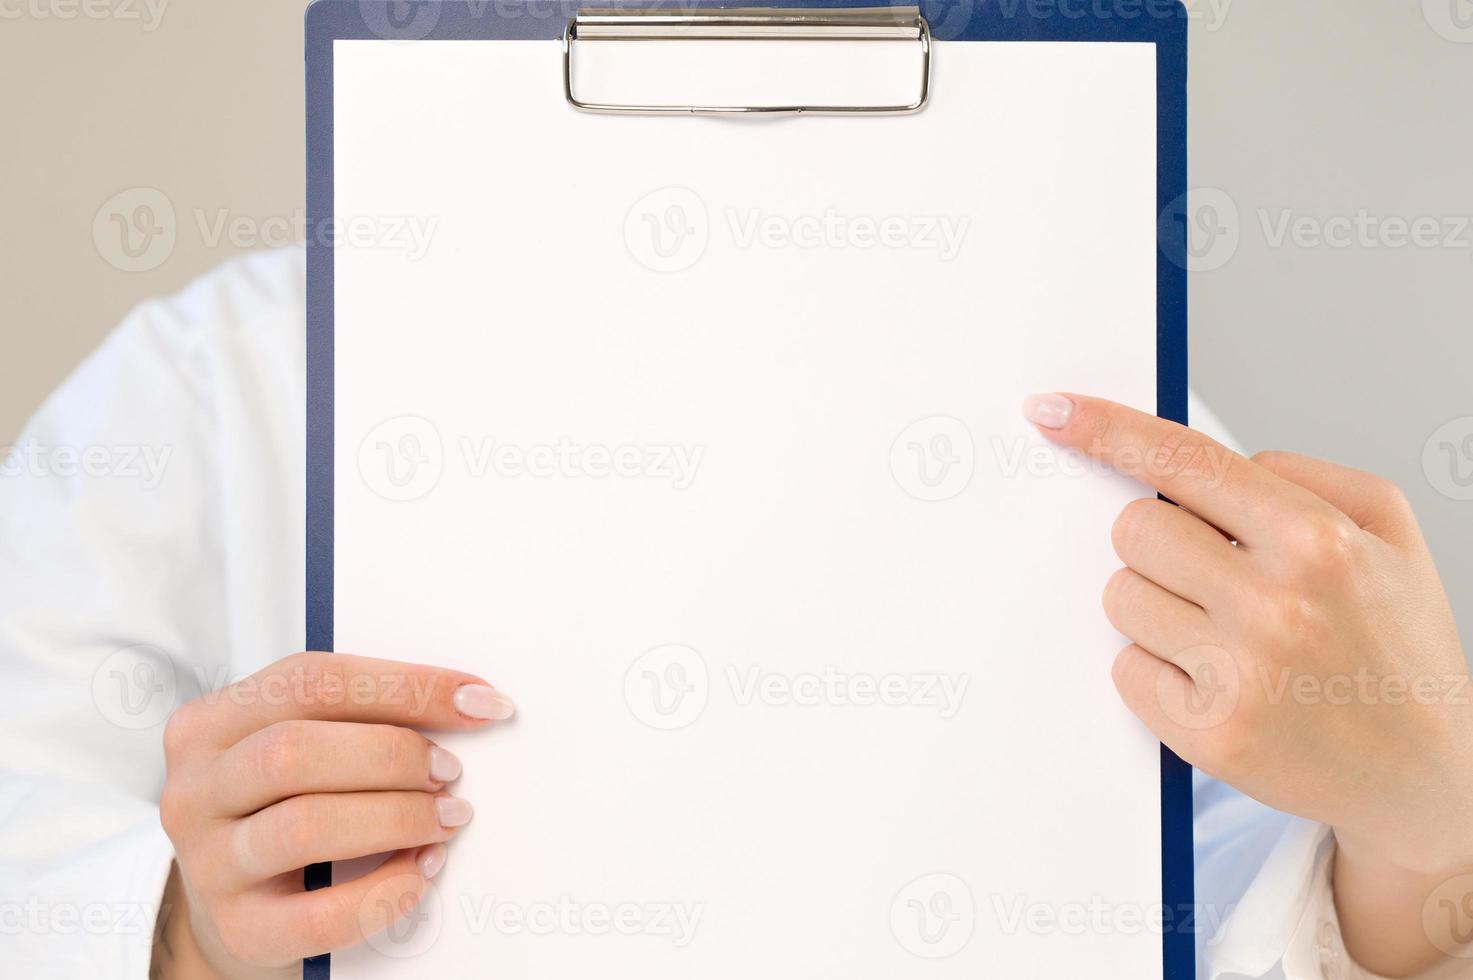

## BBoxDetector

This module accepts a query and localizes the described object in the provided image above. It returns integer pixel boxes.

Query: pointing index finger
[1022,393,1291,541]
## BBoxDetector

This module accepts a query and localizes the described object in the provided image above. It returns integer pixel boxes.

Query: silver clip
[563,6,932,115]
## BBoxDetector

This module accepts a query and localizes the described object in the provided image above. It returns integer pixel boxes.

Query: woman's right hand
[151,652,514,979]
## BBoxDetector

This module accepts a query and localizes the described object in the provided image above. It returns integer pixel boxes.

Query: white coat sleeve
[0,248,305,978]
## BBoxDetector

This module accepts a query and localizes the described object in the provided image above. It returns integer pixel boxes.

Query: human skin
[154,395,1470,978]
[1024,392,1472,977]
[151,653,514,979]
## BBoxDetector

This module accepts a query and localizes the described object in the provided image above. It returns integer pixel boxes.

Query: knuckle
[377,726,426,779]
[1102,568,1137,617]
[253,721,309,785]
[1249,449,1287,472]
[1109,644,1146,698]
[287,653,348,710]
[390,793,434,839]
[161,700,206,760]
[1189,690,1259,775]
[1366,474,1412,516]
[1111,498,1160,556]
[1199,721,1255,778]
[272,795,325,859]
[1286,511,1363,580]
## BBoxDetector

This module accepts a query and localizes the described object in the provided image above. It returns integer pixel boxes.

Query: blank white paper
[332,35,1163,979]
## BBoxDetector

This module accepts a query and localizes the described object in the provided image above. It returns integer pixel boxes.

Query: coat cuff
[1203,816,1331,978]
[1208,819,1472,980]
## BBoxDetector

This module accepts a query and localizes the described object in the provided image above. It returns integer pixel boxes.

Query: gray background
[1189,0,1473,658]
[2,12,1468,613]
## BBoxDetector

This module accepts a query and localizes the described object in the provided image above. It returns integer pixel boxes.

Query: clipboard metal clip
[563,6,932,115]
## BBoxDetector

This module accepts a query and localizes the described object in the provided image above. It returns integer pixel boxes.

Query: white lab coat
[0,247,1407,978]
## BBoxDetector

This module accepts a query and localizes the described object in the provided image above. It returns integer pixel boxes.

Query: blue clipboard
[304,1,1192,976]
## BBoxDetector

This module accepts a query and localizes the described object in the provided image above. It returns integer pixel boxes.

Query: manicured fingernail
[428,746,462,783]
[435,796,473,828]
[453,684,516,721]
[416,843,447,879]
[1023,393,1075,430]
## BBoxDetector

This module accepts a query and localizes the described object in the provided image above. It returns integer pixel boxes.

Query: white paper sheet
[332,36,1162,978]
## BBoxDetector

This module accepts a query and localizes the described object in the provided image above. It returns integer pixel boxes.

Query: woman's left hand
[1024,393,1472,978]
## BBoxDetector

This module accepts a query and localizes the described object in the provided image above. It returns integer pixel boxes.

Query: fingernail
[1023,393,1075,430]
[415,843,447,879]
[428,746,462,783]
[453,684,516,721]
[435,796,474,828]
